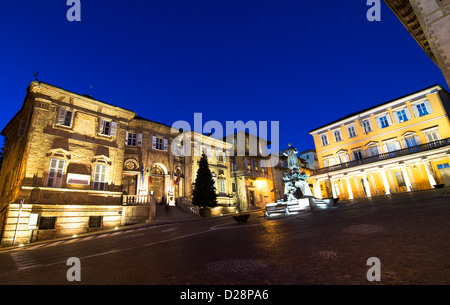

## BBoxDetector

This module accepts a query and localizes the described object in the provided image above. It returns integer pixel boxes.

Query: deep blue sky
[1,0,448,153]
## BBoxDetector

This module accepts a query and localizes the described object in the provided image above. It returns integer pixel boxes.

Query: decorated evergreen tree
[192,153,217,208]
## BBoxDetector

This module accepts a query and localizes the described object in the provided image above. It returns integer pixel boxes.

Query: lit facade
[0,82,236,246]
[385,0,450,88]
[229,132,275,212]
[299,149,318,170]
[309,85,450,200]
[185,131,234,206]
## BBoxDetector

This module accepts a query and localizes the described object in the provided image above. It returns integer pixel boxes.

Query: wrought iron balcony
[311,138,450,176]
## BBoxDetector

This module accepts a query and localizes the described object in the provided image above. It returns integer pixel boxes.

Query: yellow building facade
[309,85,450,200]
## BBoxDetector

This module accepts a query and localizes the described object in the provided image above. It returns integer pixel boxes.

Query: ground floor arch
[150,163,167,204]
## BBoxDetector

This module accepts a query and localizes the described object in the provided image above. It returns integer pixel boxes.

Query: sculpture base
[265,197,335,218]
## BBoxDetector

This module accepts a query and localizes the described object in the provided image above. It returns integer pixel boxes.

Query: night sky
[0,1,448,153]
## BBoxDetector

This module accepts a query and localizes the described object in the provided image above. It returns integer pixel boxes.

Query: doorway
[437,163,450,186]
[150,165,165,204]
[122,174,138,196]
[248,190,255,207]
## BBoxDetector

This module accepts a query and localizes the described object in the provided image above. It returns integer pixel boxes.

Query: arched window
[152,165,165,176]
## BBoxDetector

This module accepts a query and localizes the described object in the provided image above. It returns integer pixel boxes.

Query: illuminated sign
[67,173,91,185]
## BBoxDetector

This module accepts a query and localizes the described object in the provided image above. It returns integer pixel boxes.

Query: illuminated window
[422,127,440,143]
[361,120,372,133]
[437,163,450,169]
[127,133,137,146]
[57,107,73,127]
[416,103,429,117]
[405,137,417,148]
[412,100,433,118]
[395,172,406,187]
[352,149,364,160]
[367,146,379,157]
[98,118,117,136]
[347,125,357,138]
[152,136,168,151]
[47,158,65,188]
[220,179,226,193]
[396,109,409,123]
[333,129,342,142]
[379,116,389,128]
[321,134,329,146]
[93,164,107,190]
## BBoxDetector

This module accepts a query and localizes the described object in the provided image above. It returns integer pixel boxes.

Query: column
[423,160,437,187]
[401,166,413,192]
[166,174,175,206]
[381,170,391,195]
[362,174,372,198]
[313,180,322,199]
[345,176,354,200]
[369,174,378,196]
[331,179,338,199]
[354,177,361,198]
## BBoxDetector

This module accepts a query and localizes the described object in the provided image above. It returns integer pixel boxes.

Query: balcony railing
[311,137,450,176]
[122,195,151,205]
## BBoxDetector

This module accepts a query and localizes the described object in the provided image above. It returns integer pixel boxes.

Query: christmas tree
[192,153,217,208]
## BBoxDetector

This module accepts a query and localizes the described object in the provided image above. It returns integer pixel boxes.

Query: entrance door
[248,190,255,207]
[150,165,165,204]
[150,176,165,204]
[122,174,137,195]
[437,163,450,186]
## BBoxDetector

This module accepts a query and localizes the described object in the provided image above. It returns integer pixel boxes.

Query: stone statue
[283,143,299,170]
[281,144,313,201]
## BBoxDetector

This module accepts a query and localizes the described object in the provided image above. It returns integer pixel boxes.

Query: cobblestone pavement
[1,188,449,285]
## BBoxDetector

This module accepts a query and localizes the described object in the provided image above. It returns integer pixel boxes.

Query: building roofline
[133,115,173,129]
[384,0,438,65]
[309,84,446,134]
[31,81,137,115]
[300,149,316,154]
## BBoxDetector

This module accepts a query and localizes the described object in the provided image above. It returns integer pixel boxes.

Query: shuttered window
[152,136,168,151]
[411,100,433,118]
[98,118,117,136]
[47,158,65,187]
[93,164,107,190]
[57,107,73,127]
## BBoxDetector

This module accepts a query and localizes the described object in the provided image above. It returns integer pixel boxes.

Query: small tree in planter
[192,153,217,215]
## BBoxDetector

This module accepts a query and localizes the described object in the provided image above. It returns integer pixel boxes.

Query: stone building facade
[0,82,235,246]
[0,82,135,246]
[385,0,450,88]
[185,132,234,206]
[0,81,315,247]
[229,132,275,212]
